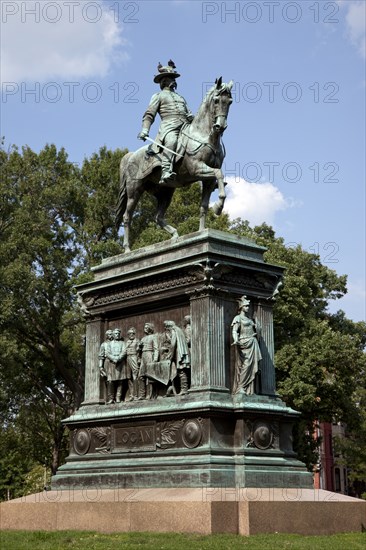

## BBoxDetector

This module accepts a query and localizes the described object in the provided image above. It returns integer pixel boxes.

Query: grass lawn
[0,531,365,550]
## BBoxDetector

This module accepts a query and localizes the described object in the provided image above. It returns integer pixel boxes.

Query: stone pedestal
[52,229,313,489]
[2,489,365,535]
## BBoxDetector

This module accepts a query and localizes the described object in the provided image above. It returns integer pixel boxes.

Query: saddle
[134,125,190,181]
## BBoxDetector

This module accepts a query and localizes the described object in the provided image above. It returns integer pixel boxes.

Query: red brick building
[313,421,348,494]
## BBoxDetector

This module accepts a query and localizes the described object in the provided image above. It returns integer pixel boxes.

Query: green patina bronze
[52,229,313,490]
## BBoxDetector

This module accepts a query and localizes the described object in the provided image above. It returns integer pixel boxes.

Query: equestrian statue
[116,60,233,252]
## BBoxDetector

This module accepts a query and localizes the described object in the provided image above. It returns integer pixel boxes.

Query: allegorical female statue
[231,296,262,395]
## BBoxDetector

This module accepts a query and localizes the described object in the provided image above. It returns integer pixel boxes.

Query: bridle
[182,92,230,157]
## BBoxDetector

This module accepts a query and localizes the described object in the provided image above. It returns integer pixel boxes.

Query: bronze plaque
[112,422,156,453]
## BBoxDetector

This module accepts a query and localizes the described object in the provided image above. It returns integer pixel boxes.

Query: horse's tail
[116,153,132,229]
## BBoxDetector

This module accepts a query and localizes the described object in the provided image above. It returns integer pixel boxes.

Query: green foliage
[23,464,52,496]
[0,142,365,498]
[333,386,366,496]
[131,183,231,249]
[0,144,126,490]
[0,426,33,501]
[0,530,365,550]
[79,146,126,265]
[229,220,366,475]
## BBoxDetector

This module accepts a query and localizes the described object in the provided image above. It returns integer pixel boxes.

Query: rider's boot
[159,154,176,185]
[159,170,176,185]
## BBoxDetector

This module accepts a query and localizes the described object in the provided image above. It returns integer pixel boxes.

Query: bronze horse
[116,78,233,252]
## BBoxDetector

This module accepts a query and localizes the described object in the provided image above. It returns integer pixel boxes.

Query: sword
[143,136,183,157]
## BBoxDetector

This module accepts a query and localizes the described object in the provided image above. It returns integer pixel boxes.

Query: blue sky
[1,0,365,321]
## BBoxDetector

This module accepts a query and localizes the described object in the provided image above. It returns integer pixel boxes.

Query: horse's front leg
[211,168,226,216]
[200,180,216,231]
[195,163,227,220]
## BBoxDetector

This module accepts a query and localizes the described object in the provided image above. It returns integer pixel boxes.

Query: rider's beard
[169,81,177,91]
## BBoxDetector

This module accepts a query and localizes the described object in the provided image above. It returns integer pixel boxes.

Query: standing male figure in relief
[138,323,159,400]
[125,327,140,401]
[104,328,127,404]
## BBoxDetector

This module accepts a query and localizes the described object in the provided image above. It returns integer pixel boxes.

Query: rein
[181,91,230,158]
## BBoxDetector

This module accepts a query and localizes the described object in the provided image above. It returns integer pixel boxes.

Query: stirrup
[159,172,176,185]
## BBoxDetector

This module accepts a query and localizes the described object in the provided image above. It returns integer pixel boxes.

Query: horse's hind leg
[155,190,178,240]
[123,185,142,252]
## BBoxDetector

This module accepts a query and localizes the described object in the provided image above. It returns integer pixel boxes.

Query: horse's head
[211,77,233,134]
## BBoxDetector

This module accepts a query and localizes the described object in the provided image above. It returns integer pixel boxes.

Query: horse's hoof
[212,203,223,216]
[171,233,179,241]
[124,247,131,253]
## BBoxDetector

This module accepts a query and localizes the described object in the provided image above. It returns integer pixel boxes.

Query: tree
[130,182,231,250]
[79,146,126,265]
[0,425,33,501]
[1,143,364,495]
[0,144,127,481]
[228,221,366,472]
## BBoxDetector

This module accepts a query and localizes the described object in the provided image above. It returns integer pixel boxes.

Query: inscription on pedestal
[112,422,156,453]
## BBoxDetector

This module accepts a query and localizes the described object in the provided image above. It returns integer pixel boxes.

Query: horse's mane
[204,82,232,101]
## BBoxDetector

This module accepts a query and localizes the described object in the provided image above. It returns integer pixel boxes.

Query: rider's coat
[142,89,194,144]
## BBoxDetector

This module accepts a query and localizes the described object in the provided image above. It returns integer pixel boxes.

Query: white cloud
[338,0,366,58]
[222,177,294,226]
[327,278,366,321]
[1,1,128,82]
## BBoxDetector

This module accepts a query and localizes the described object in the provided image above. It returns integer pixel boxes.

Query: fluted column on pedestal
[254,300,276,395]
[82,316,105,405]
[189,289,235,392]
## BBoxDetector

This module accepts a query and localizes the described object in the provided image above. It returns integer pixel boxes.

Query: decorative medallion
[182,419,202,448]
[74,429,91,455]
[245,420,276,450]
[252,422,273,449]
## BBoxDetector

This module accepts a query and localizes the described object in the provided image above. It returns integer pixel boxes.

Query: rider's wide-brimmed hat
[153,60,180,83]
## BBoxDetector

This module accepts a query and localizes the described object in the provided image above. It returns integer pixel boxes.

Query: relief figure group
[98,295,262,404]
[98,317,191,404]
